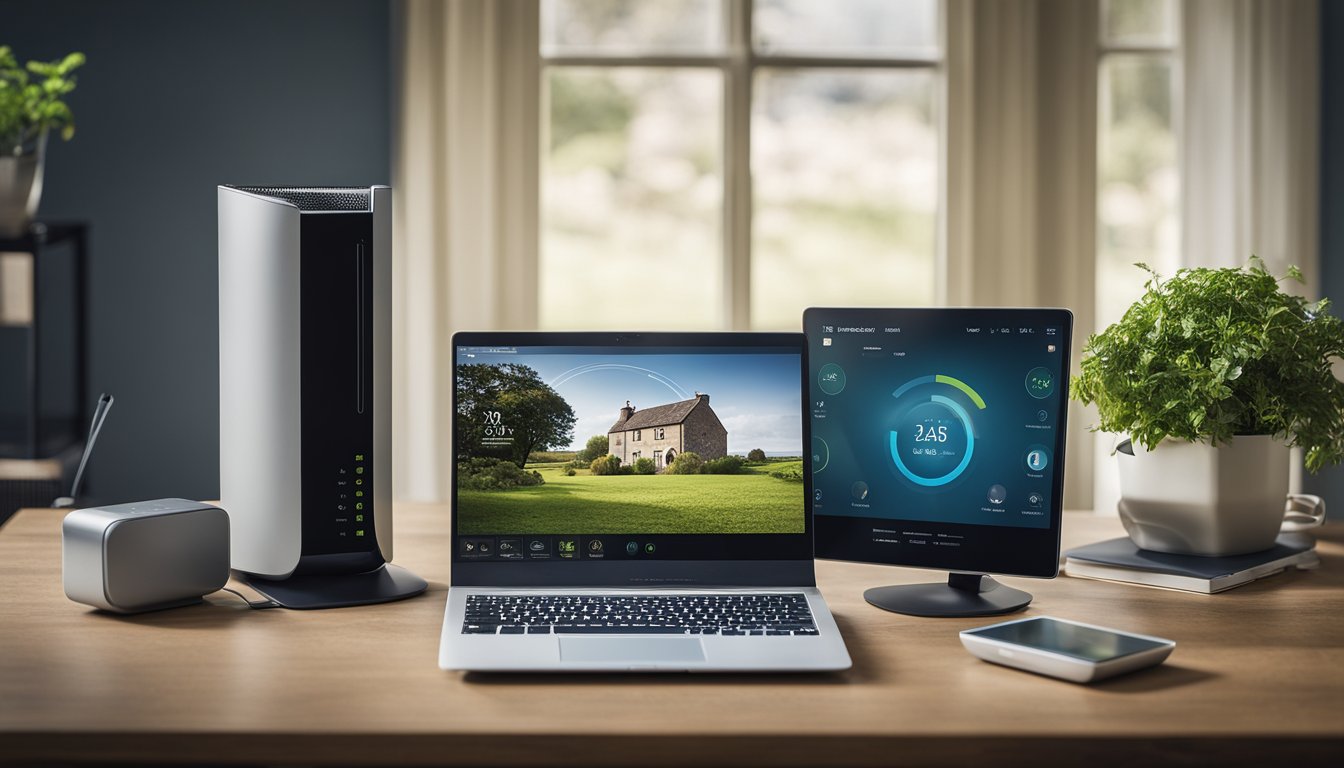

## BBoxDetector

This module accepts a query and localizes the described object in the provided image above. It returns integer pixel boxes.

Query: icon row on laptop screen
[459,536,659,561]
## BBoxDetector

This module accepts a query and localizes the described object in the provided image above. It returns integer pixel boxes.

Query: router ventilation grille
[230,186,372,212]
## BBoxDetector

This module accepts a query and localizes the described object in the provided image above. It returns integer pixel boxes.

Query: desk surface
[1,505,1341,766]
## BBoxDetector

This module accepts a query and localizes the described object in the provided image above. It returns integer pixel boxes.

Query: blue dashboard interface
[809,313,1067,530]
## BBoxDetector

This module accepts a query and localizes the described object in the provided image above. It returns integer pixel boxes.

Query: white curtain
[1092,0,1321,516]
[392,0,539,501]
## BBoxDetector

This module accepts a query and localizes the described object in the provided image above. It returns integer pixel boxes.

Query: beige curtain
[944,0,1100,508]
[1182,0,1320,288]
[392,0,539,501]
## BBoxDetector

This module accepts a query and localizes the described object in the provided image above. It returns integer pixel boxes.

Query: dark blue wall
[1305,0,1344,512]
[4,0,391,502]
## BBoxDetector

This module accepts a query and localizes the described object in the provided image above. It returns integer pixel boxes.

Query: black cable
[220,587,281,610]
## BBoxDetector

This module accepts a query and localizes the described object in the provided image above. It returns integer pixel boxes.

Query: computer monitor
[804,308,1073,617]
[451,332,814,586]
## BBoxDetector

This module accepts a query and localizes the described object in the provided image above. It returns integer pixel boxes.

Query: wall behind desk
[5,0,391,502]
[1306,0,1344,518]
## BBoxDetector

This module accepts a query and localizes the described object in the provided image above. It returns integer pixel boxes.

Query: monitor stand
[863,572,1032,618]
[239,564,427,610]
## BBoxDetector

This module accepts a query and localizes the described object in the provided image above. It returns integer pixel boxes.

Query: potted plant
[1073,260,1343,556]
[0,46,84,237]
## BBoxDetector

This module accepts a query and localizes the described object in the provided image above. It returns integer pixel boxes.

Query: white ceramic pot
[1116,435,1299,556]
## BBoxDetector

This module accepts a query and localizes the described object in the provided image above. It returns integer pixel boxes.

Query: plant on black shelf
[0,46,85,154]
[1071,259,1344,471]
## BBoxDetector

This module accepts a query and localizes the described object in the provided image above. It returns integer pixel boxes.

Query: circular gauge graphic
[811,436,830,473]
[818,363,847,395]
[889,374,987,487]
[1025,366,1055,399]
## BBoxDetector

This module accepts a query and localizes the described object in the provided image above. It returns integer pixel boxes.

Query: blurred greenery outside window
[1097,0,1180,330]
[539,0,942,330]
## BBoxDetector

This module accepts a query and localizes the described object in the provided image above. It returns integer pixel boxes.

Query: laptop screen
[451,333,812,569]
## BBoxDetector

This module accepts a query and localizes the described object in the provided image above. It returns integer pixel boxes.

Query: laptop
[439,331,851,672]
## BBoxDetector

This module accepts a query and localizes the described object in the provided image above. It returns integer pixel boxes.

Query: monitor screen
[805,308,1072,578]
[451,333,812,572]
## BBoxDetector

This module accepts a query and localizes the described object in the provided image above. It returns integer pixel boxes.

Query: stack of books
[1063,533,1319,594]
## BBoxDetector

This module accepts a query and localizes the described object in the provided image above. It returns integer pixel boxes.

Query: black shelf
[0,221,89,459]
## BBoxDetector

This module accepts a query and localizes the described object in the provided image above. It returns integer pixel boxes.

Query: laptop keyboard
[463,593,818,636]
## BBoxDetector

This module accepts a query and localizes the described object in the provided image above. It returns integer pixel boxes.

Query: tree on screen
[456,363,576,468]
[576,434,610,464]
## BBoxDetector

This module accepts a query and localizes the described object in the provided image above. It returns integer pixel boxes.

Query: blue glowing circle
[890,395,976,487]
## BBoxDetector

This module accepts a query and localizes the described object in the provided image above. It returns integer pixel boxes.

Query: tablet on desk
[961,616,1176,683]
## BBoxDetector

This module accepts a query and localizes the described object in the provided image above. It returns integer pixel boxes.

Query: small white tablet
[960,616,1175,683]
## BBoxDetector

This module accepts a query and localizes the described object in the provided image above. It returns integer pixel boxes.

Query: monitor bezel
[804,307,1073,580]
[450,331,816,588]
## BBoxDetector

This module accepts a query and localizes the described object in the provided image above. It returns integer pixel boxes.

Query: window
[655,427,665,440]
[633,429,641,441]
[1096,0,1180,329]
[539,0,942,330]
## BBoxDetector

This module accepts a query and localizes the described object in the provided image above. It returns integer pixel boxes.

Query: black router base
[240,563,427,610]
[864,572,1032,618]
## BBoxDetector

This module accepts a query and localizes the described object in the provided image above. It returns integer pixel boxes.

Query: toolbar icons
[557,538,578,559]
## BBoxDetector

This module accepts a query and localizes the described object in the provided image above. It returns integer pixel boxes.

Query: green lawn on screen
[457,466,804,535]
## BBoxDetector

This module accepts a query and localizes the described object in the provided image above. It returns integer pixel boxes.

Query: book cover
[1063,534,1318,593]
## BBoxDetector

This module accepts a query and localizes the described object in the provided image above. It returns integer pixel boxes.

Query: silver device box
[62,499,230,613]
[960,616,1175,683]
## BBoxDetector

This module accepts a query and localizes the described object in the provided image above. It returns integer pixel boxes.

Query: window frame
[538,0,953,329]
[1094,0,1182,331]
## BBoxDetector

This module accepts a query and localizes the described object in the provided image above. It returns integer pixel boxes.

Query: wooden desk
[1,505,1340,766]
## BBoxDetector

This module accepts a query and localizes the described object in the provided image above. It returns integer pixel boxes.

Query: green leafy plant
[632,457,655,475]
[1072,259,1344,471]
[0,47,85,155]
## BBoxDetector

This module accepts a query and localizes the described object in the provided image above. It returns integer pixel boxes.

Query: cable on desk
[220,587,281,610]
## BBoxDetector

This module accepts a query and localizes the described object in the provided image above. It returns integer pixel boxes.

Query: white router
[218,185,425,608]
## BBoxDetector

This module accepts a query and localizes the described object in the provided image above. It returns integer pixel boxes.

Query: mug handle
[1283,494,1327,532]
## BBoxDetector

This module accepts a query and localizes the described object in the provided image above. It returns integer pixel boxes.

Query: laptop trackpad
[559,637,706,664]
